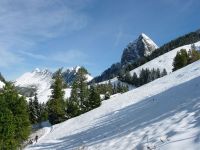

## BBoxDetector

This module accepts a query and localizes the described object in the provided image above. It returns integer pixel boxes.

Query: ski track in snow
[26,59,200,150]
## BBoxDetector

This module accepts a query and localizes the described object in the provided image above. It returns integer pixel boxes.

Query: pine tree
[161,69,167,77]
[117,82,122,93]
[70,67,89,114]
[173,49,188,71]
[188,49,200,64]
[47,68,66,125]
[132,72,138,86]
[28,97,37,124]
[0,83,30,149]
[88,85,101,110]
[38,103,48,123]
[66,100,79,118]
[33,93,40,122]
[156,68,161,78]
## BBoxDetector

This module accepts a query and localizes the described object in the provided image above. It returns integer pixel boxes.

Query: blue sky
[0,0,200,80]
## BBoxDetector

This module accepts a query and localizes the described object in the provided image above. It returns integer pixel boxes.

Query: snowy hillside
[0,80,4,88]
[26,60,200,150]
[15,68,53,103]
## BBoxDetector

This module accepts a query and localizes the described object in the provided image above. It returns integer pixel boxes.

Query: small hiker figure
[35,135,38,143]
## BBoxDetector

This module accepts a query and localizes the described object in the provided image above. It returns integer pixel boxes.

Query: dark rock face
[62,66,80,86]
[121,33,158,66]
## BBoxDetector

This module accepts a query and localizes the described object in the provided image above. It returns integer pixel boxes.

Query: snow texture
[26,59,200,150]
[15,68,53,103]
[0,80,4,88]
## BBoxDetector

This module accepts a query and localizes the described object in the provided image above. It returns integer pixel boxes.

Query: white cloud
[0,0,90,67]
[18,51,47,60]
[52,50,88,64]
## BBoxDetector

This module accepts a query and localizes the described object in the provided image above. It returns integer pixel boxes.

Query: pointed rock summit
[121,33,158,65]
[62,66,93,85]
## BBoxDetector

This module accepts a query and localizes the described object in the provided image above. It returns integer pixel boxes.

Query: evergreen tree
[124,72,132,83]
[28,97,37,124]
[33,93,40,122]
[70,67,89,114]
[107,80,113,94]
[173,49,188,71]
[38,103,48,123]
[0,83,30,149]
[66,100,79,118]
[156,68,161,78]
[117,82,122,93]
[132,72,139,86]
[188,49,200,64]
[87,85,101,110]
[47,68,66,125]
[161,69,167,77]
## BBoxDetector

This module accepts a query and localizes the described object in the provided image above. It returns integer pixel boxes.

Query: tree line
[118,68,167,87]
[96,81,129,100]
[173,45,200,71]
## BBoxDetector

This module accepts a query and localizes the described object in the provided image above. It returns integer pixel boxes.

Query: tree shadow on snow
[32,76,200,150]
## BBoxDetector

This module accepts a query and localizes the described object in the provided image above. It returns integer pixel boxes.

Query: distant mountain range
[1,28,200,103]
[14,66,93,103]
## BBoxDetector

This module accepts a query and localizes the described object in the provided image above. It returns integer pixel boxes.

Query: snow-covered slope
[26,60,200,150]
[0,80,4,88]
[15,68,53,103]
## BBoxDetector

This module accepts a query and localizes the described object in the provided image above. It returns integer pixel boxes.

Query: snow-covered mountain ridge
[26,58,200,150]
[15,66,93,103]
[100,41,200,85]
[15,68,53,103]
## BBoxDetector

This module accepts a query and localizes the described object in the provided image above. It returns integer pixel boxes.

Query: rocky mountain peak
[121,33,158,66]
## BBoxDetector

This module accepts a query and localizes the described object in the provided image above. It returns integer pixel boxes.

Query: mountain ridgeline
[92,33,158,83]
[92,29,200,83]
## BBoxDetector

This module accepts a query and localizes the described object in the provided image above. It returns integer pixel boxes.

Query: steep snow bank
[26,60,200,150]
